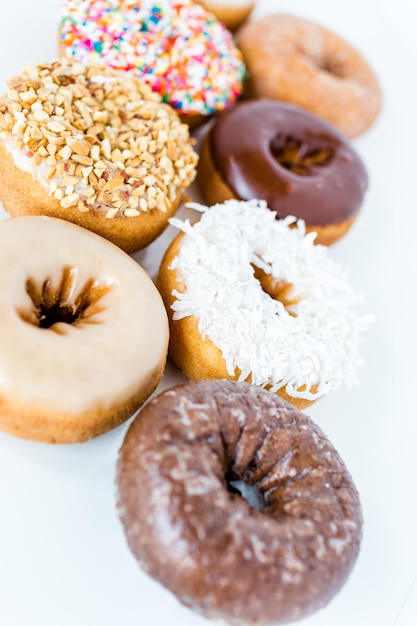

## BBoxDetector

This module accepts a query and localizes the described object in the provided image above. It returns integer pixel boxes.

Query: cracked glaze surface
[117,380,362,625]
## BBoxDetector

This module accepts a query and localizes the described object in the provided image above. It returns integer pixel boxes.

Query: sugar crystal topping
[0,59,198,217]
[59,0,246,116]
[169,200,373,399]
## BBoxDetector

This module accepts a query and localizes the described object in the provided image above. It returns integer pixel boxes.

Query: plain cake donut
[0,58,198,253]
[198,99,368,245]
[0,215,169,443]
[157,199,372,409]
[117,379,363,625]
[197,0,255,31]
[236,13,382,138]
[58,0,246,125]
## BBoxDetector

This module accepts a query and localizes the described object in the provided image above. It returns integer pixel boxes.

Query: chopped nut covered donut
[0,59,198,252]
[117,379,363,625]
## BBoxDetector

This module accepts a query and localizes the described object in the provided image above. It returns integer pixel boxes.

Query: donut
[117,379,363,625]
[236,13,382,138]
[0,59,198,253]
[197,0,255,31]
[197,99,368,246]
[0,215,169,444]
[58,0,246,125]
[157,199,372,409]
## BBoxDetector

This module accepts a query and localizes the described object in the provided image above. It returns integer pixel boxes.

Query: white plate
[0,1,416,625]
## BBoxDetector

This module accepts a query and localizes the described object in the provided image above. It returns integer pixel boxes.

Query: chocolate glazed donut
[198,99,368,245]
[117,380,363,625]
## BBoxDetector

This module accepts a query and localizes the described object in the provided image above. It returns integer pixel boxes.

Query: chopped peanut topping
[0,60,198,218]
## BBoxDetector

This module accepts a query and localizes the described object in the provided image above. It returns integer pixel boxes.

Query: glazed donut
[58,0,246,125]
[198,99,368,246]
[236,13,382,138]
[0,59,198,253]
[117,379,363,625]
[197,0,255,31]
[157,199,372,409]
[0,215,168,443]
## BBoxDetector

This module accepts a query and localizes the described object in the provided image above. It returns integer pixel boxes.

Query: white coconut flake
[168,199,373,400]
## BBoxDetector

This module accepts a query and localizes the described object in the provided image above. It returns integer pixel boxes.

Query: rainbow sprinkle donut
[58,0,246,120]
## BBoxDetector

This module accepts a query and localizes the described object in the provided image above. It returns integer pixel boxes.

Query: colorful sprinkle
[58,0,246,117]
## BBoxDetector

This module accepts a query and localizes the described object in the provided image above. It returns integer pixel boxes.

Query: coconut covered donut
[236,13,382,138]
[117,379,363,625]
[157,199,372,409]
[198,99,368,246]
[0,215,169,443]
[0,59,198,253]
[58,0,246,125]
[197,0,255,31]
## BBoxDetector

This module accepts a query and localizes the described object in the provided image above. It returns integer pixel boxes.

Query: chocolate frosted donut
[117,380,363,625]
[198,99,368,245]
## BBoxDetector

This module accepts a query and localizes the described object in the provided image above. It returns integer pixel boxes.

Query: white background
[0,1,416,625]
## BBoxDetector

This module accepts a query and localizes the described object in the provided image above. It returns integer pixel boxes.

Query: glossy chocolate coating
[117,380,362,625]
[209,100,368,226]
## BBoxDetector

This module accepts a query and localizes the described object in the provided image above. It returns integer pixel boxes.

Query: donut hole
[19,266,111,333]
[253,266,299,314]
[226,471,265,511]
[294,41,347,78]
[270,134,334,176]
[314,55,346,78]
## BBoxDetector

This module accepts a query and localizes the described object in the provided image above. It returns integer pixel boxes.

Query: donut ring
[197,0,255,31]
[157,200,372,408]
[117,379,363,625]
[58,0,246,124]
[236,13,382,138]
[0,59,198,253]
[0,215,169,443]
[198,100,368,246]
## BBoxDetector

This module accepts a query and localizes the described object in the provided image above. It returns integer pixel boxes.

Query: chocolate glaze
[117,380,362,625]
[209,100,368,225]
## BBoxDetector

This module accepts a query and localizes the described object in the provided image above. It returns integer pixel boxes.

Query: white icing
[0,216,168,414]
[169,199,372,400]
[2,140,111,214]
[89,75,119,84]
[328,536,350,556]
[248,534,269,563]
